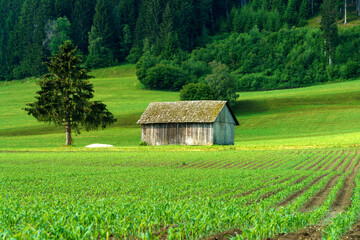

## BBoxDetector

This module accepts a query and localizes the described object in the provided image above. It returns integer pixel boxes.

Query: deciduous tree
[205,61,238,106]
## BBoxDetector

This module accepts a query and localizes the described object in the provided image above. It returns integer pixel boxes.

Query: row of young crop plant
[232,150,356,239]
[243,150,300,169]
[281,150,322,170]
[322,152,360,239]
[310,150,342,171]
[0,163,306,239]
[0,149,356,239]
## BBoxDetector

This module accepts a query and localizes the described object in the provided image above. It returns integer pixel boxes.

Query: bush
[135,51,158,83]
[180,83,214,101]
[141,64,189,91]
[181,59,211,82]
[342,61,360,79]
[237,73,279,91]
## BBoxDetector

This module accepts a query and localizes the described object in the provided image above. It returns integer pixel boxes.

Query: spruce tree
[284,0,301,26]
[50,17,72,55]
[171,0,193,50]
[15,0,47,78]
[299,0,311,19]
[72,0,96,54]
[86,0,116,68]
[114,0,137,60]
[161,32,180,60]
[160,2,173,42]
[321,0,338,65]
[24,41,116,146]
[135,0,163,51]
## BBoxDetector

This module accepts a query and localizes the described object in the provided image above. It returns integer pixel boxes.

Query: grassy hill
[1,64,360,149]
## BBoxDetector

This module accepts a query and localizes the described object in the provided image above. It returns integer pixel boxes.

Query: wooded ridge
[1,0,359,91]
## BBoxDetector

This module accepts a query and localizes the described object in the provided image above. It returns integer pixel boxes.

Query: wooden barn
[137,101,239,146]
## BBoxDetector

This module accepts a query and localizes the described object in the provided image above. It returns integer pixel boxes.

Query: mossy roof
[137,101,239,125]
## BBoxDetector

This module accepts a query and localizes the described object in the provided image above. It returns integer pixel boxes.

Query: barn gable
[137,101,239,146]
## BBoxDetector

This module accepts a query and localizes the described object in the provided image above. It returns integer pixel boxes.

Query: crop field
[1,148,360,239]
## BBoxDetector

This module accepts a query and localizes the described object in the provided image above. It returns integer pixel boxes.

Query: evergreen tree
[160,2,173,42]
[120,24,132,60]
[161,32,181,60]
[321,0,338,65]
[50,17,72,55]
[300,0,312,19]
[24,41,116,146]
[55,0,75,20]
[0,0,8,80]
[72,0,96,54]
[171,0,193,50]
[284,0,301,26]
[114,0,137,60]
[135,0,163,52]
[14,0,48,78]
[86,0,116,68]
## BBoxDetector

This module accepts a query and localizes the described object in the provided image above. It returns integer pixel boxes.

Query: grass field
[3,64,360,239]
[2,64,360,149]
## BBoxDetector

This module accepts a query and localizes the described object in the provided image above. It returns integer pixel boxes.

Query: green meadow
[1,64,360,149]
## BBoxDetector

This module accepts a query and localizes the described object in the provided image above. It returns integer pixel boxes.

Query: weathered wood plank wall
[142,123,213,146]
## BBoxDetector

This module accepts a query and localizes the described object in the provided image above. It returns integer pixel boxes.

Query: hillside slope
[1,64,360,149]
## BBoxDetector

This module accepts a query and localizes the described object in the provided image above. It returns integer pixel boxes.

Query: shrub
[181,59,211,82]
[135,51,158,83]
[342,61,360,79]
[142,64,189,91]
[237,72,279,91]
[180,83,214,101]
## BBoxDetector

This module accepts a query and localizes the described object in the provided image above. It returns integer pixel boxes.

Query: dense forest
[1,0,360,93]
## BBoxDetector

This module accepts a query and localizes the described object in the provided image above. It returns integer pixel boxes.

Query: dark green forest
[1,0,360,92]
